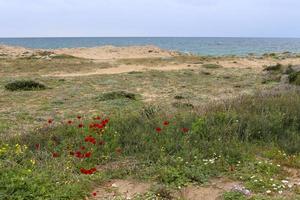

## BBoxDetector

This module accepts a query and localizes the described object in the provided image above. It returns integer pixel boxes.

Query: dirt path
[88,178,241,200]
[42,64,197,77]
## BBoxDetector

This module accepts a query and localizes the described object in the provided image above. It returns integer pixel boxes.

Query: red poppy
[181,128,189,133]
[163,121,170,126]
[35,144,40,150]
[92,192,97,197]
[155,127,162,133]
[80,167,97,175]
[115,147,122,154]
[80,146,85,150]
[85,136,96,145]
[48,119,53,124]
[67,120,73,125]
[85,152,92,158]
[78,123,84,128]
[52,152,59,158]
[77,115,82,120]
[75,151,83,158]
[99,140,105,146]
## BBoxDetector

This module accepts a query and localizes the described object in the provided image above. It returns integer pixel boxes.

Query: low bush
[289,71,300,85]
[97,91,138,101]
[202,63,223,69]
[5,80,46,91]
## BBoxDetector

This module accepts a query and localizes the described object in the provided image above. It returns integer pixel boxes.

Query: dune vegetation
[1,50,300,200]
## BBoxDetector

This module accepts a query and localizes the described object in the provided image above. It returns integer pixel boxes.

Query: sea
[1,37,300,56]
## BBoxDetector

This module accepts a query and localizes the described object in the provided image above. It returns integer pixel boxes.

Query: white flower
[266,190,272,194]
[281,180,289,184]
[278,190,283,194]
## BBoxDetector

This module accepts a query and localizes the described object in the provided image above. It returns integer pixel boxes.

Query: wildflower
[30,159,36,165]
[67,120,73,125]
[80,146,85,150]
[163,121,169,126]
[278,190,283,194]
[78,123,84,128]
[156,127,162,133]
[48,119,53,124]
[77,115,82,120]
[85,136,96,145]
[266,190,271,194]
[92,192,97,197]
[115,147,122,154]
[80,167,97,175]
[99,140,105,146]
[35,144,40,150]
[52,152,59,158]
[75,151,83,158]
[181,128,189,133]
[85,152,92,158]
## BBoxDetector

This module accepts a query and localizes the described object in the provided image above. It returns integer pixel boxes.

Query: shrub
[97,91,138,101]
[288,71,300,85]
[5,80,46,91]
[202,63,223,69]
[263,63,282,72]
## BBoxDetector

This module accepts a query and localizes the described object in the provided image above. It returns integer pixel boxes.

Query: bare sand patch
[53,45,179,60]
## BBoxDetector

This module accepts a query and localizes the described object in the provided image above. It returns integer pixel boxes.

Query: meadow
[1,50,300,200]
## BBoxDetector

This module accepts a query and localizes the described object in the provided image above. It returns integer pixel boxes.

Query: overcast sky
[0,0,299,37]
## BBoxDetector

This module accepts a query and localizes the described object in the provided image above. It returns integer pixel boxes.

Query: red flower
[77,115,82,119]
[78,123,84,128]
[67,120,73,125]
[80,146,85,150]
[163,121,170,126]
[48,119,53,124]
[181,127,189,133]
[80,167,97,175]
[85,152,92,158]
[115,147,122,154]
[52,152,59,158]
[92,192,97,197]
[155,127,162,133]
[35,144,40,150]
[99,140,105,146]
[75,151,83,158]
[85,136,96,145]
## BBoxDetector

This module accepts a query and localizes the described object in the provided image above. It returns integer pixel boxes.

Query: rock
[231,185,251,196]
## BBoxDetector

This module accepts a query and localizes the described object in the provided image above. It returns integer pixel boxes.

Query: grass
[1,55,300,199]
[1,91,300,199]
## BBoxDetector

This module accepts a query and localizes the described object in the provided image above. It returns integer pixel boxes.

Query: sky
[0,0,300,37]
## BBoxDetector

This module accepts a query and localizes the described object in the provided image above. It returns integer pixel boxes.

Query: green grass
[1,91,300,199]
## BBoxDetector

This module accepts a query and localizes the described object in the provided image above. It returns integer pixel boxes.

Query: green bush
[288,71,300,85]
[5,80,46,91]
[97,91,138,101]
[202,63,223,69]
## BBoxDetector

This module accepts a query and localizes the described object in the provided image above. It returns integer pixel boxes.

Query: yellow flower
[30,159,36,165]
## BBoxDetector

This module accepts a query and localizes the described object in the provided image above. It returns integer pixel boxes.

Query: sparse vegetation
[1,54,300,199]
